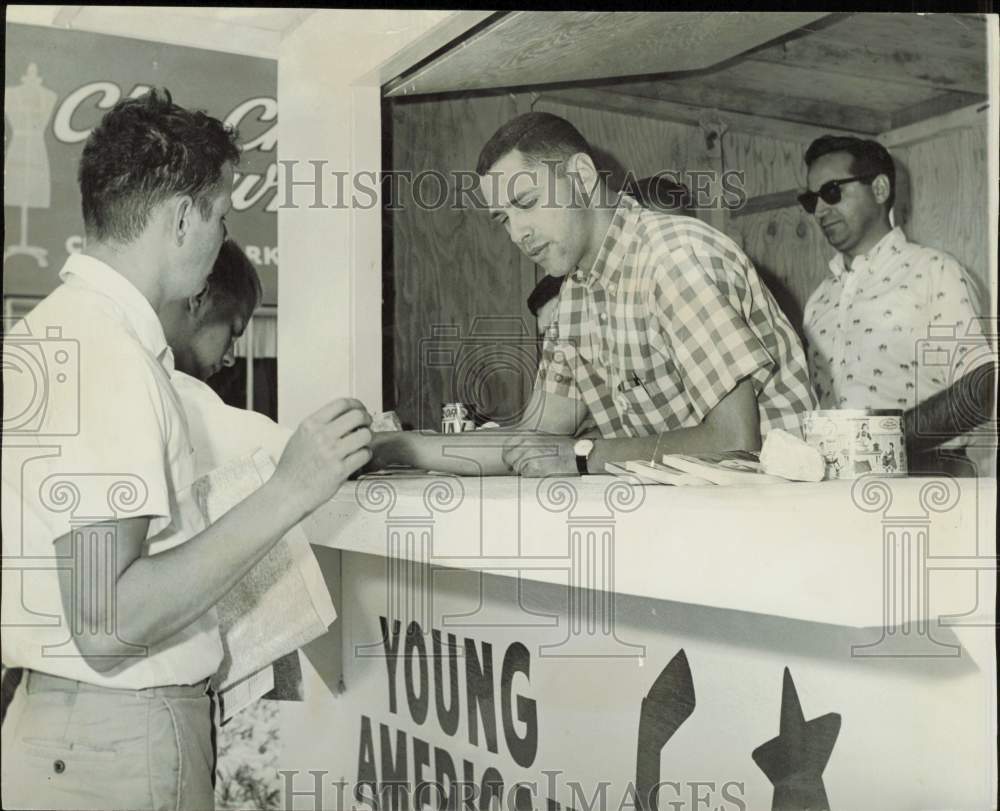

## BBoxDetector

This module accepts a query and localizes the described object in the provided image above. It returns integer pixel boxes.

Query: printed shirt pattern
[537,195,816,439]
[804,227,989,412]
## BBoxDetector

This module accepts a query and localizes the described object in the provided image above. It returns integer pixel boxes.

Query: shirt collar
[828,227,907,279]
[571,191,636,288]
[59,253,174,371]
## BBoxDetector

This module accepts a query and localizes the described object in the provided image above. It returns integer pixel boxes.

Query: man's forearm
[587,419,761,472]
[372,430,521,476]
[904,364,997,453]
[369,389,585,476]
[97,479,306,666]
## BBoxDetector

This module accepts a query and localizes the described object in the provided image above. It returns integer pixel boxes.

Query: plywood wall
[724,131,834,340]
[894,126,991,307]
[389,93,536,430]
[387,92,990,430]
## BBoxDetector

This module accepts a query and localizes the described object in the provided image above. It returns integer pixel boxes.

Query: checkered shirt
[537,194,816,439]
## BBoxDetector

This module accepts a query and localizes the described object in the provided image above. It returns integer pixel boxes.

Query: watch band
[574,439,594,475]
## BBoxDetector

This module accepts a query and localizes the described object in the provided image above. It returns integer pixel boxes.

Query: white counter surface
[304,474,996,629]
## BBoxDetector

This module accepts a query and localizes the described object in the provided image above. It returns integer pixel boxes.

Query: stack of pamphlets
[606,450,786,486]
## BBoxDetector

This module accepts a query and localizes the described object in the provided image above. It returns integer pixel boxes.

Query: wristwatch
[573,438,595,475]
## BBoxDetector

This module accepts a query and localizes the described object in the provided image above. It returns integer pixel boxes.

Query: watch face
[574,439,594,458]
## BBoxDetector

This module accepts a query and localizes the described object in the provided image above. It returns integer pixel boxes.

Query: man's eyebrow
[510,187,536,207]
[487,178,538,220]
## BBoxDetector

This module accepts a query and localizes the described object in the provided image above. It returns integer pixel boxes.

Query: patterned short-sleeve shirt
[804,227,990,412]
[537,194,816,439]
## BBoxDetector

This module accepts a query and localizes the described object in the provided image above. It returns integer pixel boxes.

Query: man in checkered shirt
[372,112,815,477]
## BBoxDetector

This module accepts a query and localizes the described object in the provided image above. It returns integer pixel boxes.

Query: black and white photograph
[2,8,998,810]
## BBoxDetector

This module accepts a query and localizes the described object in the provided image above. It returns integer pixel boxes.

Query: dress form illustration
[4,63,57,268]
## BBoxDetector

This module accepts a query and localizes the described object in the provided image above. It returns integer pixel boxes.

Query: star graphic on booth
[752,667,841,811]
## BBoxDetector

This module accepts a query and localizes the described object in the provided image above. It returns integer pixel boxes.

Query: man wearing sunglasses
[801,135,995,475]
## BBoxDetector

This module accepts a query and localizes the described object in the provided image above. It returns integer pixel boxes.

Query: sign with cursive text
[3,23,278,304]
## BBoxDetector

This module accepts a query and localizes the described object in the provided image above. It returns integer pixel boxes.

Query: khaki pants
[1,670,216,811]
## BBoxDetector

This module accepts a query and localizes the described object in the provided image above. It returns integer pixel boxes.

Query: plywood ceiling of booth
[385,12,990,137]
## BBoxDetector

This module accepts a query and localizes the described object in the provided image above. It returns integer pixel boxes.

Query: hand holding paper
[272,397,373,517]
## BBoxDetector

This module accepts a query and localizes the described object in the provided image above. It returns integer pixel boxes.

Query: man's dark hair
[804,135,896,211]
[526,274,566,317]
[204,239,262,322]
[626,175,692,214]
[79,88,240,243]
[476,112,595,176]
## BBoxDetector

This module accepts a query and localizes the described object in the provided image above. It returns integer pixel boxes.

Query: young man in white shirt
[1,89,372,810]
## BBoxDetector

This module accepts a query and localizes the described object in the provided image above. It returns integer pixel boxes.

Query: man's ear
[188,284,212,318]
[871,174,891,206]
[172,196,195,246]
[564,152,600,201]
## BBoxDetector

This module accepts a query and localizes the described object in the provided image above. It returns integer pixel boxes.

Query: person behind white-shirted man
[1,89,372,811]
[159,237,294,481]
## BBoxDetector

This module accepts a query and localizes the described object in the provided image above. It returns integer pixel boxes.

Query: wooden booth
[3,9,995,810]
[275,11,998,810]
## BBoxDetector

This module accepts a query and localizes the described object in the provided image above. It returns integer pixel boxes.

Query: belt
[25,670,213,699]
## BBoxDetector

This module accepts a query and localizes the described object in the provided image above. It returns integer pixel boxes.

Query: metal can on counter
[802,409,907,480]
[441,403,475,434]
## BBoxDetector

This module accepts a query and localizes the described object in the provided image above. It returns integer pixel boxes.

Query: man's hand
[502,434,578,477]
[272,398,373,518]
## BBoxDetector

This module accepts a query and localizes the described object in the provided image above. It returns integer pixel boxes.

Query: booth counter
[276,474,997,810]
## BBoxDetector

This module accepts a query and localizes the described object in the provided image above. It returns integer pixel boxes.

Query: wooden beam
[878,101,989,148]
[730,189,801,219]
[541,87,864,145]
[376,11,500,90]
[745,31,987,96]
[605,75,891,135]
[812,12,988,60]
[889,93,988,131]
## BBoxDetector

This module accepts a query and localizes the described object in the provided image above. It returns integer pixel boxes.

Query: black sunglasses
[798,174,878,214]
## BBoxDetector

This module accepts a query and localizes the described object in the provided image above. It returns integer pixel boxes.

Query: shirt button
[54,760,66,774]
[599,313,608,323]
[554,374,564,383]
[554,352,564,363]
[608,283,618,296]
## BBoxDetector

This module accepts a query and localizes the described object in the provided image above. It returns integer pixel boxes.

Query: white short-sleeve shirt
[1,254,224,688]
[804,228,990,413]
[170,370,292,476]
